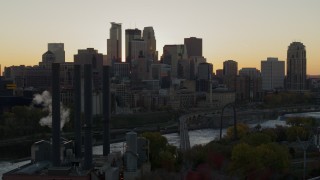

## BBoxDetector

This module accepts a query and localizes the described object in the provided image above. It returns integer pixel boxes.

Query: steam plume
[33,91,70,130]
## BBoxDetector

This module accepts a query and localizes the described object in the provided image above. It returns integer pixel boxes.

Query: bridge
[179,103,238,151]
[179,116,191,151]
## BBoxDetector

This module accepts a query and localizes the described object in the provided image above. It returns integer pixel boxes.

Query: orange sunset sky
[0,0,319,75]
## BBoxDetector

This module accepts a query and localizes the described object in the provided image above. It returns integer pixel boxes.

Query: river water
[1,111,320,178]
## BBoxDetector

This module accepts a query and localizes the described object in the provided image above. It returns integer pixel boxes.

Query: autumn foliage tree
[225,123,249,140]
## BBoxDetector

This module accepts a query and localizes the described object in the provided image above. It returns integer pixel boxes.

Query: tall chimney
[103,66,110,156]
[83,64,92,170]
[52,63,61,166]
[74,65,82,158]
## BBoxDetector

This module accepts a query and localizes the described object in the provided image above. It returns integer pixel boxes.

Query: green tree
[231,143,260,175]
[256,143,290,171]
[231,142,290,176]
[286,126,309,142]
[141,132,180,171]
[241,132,272,146]
[261,128,277,142]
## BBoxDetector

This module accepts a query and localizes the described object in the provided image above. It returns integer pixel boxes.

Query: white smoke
[33,90,70,130]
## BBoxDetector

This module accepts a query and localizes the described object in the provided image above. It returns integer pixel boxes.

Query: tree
[285,117,316,142]
[231,143,260,175]
[241,132,272,146]
[255,143,290,171]
[286,117,317,128]
[225,123,249,140]
[231,142,290,177]
[286,126,309,142]
[141,132,180,171]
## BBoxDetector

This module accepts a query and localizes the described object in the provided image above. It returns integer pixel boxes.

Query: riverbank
[2,109,320,162]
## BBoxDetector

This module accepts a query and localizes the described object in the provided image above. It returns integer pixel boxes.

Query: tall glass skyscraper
[107,22,122,63]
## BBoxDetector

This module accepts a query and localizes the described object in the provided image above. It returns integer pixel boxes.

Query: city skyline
[1,0,320,75]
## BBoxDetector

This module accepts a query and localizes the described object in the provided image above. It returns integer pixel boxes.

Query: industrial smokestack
[52,63,61,166]
[83,64,92,170]
[74,64,82,159]
[103,66,110,156]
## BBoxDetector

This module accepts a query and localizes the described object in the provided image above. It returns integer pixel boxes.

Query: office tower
[196,62,213,92]
[48,43,65,63]
[222,60,238,91]
[107,22,122,63]
[39,51,56,69]
[42,51,55,64]
[113,62,130,79]
[190,56,206,80]
[239,68,262,101]
[178,59,190,79]
[184,37,202,57]
[223,60,238,76]
[286,42,307,91]
[216,69,224,78]
[143,27,158,62]
[261,57,285,90]
[125,28,142,64]
[239,68,261,79]
[162,45,188,78]
[74,48,103,88]
[198,62,213,80]
[130,39,147,60]
[131,58,149,82]
[151,63,171,82]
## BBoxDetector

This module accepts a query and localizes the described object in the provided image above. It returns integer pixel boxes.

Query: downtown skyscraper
[107,22,122,63]
[223,60,238,76]
[184,37,202,57]
[286,42,307,91]
[261,57,285,90]
[125,28,142,64]
[48,43,65,63]
[143,27,157,62]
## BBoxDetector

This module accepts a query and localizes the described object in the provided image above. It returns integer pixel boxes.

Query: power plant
[2,63,149,180]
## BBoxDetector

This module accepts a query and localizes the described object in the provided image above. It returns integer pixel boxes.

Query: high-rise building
[239,68,261,79]
[130,39,147,60]
[107,22,122,63]
[125,28,142,64]
[48,43,65,63]
[184,37,202,57]
[162,45,188,78]
[189,56,206,80]
[286,42,307,91]
[131,58,149,82]
[239,68,262,101]
[113,62,130,79]
[223,60,238,76]
[178,59,190,79]
[39,51,56,69]
[198,62,213,80]
[216,69,224,78]
[143,27,158,62]
[261,57,285,90]
[74,48,103,88]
